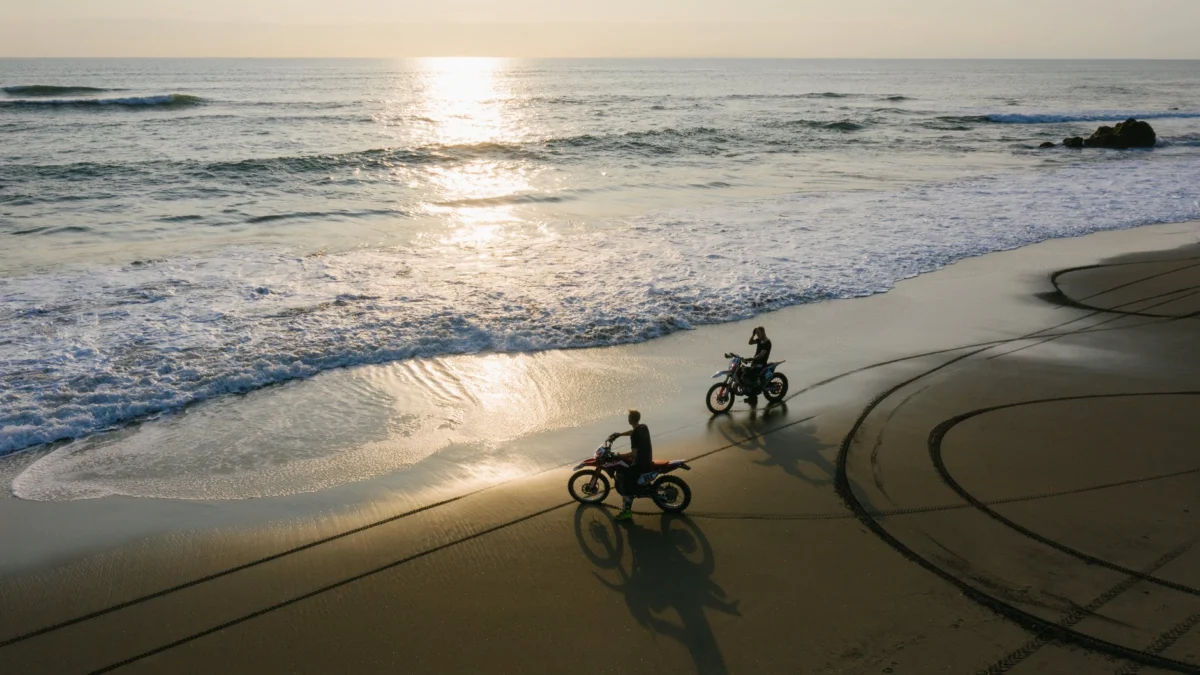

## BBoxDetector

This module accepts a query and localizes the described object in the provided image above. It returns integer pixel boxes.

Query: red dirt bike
[567,437,693,513]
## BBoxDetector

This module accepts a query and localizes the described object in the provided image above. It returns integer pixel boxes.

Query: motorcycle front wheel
[763,373,789,403]
[652,475,692,513]
[706,382,734,414]
[568,470,611,504]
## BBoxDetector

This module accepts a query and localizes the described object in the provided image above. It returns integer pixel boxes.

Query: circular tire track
[835,255,1200,673]
[836,381,1200,672]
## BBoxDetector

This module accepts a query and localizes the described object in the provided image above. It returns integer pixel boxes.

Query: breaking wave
[0,94,204,109]
[3,85,115,96]
[987,110,1200,124]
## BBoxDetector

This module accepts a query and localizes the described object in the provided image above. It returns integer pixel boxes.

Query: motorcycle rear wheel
[568,470,611,504]
[652,475,692,513]
[706,382,734,414]
[763,373,789,403]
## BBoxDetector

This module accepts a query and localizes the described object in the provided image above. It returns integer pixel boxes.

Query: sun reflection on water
[412,57,538,252]
[418,57,512,147]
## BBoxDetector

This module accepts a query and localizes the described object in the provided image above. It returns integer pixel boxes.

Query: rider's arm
[608,430,632,462]
[610,425,643,462]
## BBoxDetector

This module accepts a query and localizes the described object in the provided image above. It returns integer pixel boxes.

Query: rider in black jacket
[746,326,771,405]
[608,409,652,521]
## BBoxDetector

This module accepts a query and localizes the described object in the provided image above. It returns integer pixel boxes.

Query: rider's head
[627,409,641,427]
[752,326,766,341]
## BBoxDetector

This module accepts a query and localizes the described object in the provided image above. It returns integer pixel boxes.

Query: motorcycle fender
[677,462,692,471]
[573,462,588,470]
[711,370,731,378]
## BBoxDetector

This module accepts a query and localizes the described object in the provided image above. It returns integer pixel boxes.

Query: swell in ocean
[3,155,1200,455]
[6,113,1200,194]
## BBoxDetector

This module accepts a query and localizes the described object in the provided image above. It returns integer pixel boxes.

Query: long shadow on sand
[707,404,836,487]
[574,505,739,675]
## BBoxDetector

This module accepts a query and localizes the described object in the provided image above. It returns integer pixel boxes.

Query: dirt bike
[705,352,788,414]
[567,437,693,513]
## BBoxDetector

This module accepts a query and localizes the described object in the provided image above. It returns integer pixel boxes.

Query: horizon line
[3,56,1200,60]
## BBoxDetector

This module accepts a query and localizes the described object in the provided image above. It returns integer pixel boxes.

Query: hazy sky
[4,0,1199,58]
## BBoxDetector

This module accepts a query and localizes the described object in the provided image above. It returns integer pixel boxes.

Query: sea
[3,58,1200,463]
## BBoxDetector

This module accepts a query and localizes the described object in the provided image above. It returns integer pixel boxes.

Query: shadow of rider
[574,505,740,675]
[706,405,835,487]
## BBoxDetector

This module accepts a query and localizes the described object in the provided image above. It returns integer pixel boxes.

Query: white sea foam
[10,350,672,501]
[3,156,1200,456]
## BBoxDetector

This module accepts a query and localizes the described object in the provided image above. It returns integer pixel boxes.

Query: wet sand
[4,222,1200,674]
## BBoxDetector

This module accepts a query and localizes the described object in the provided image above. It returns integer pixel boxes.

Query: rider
[608,409,652,521]
[745,326,771,404]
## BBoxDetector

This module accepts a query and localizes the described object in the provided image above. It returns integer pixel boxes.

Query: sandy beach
[4,221,1200,674]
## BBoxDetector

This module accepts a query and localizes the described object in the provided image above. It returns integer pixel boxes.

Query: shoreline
[3,221,1200,571]
[3,219,1200,672]
[3,220,1200,672]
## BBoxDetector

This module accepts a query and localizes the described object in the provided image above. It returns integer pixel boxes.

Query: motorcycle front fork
[730,376,745,395]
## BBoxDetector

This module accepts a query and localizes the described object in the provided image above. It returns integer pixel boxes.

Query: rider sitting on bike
[745,326,771,404]
[608,409,652,521]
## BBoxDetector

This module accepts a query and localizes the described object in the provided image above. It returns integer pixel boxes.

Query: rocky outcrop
[1051,119,1156,150]
[1084,118,1156,148]
[1038,141,1056,149]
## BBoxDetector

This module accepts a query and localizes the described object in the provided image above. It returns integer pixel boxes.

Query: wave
[935,115,992,124]
[434,193,576,207]
[3,85,114,96]
[244,208,407,224]
[823,121,866,132]
[197,142,538,176]
[2,124,881,188]
[726,92,859,100]
[987,110,1200,124]
[769,119,869,132]
[1159,134,1200,148]
[0,94,204,109]
[199,128,736,174]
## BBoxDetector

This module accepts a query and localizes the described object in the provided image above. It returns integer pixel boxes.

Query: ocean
[3,58,1200,459]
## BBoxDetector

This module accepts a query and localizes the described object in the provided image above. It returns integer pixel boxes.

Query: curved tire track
[929,392,1200,598]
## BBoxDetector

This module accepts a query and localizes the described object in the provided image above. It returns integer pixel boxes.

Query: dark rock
[1038,141,1056,149]
[1083,118,1156,149]
[1084,125,1115,146]
[1062,136,1085,149]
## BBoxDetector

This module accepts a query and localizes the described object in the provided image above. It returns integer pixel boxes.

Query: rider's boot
[615,496,634,521]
